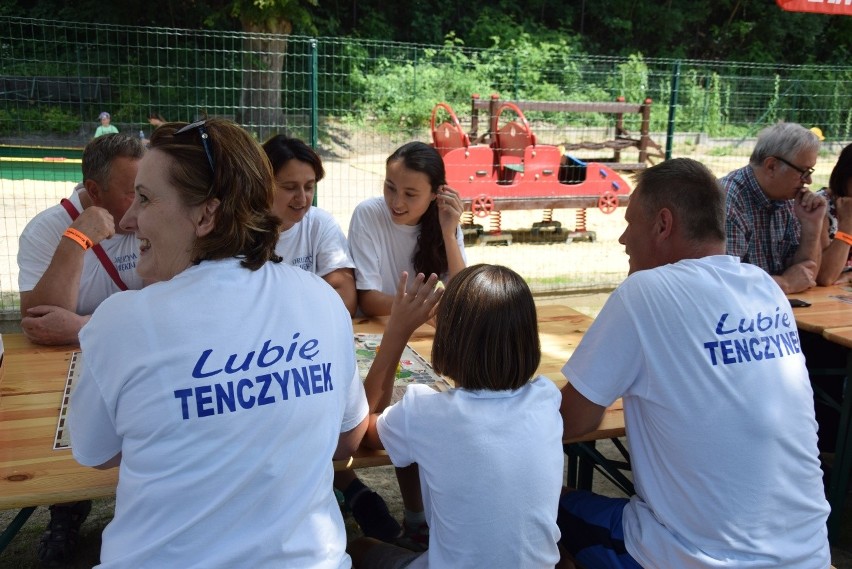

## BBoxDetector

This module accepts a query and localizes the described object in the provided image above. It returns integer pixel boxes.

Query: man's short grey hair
[633,158,726,244]
[749,122,820,167]
[81,134,145,187]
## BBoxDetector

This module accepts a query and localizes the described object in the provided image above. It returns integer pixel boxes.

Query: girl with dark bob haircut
[350,266,562,567]
[432,263,541,390]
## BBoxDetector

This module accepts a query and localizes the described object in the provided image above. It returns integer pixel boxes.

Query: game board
[354,333,451,404]
[54,350,82,450]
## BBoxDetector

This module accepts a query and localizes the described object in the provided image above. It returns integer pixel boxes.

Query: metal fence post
[310,38,319,206]
[665,60,681,161]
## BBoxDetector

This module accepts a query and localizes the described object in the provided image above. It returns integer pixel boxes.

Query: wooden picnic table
[0,305,624,515]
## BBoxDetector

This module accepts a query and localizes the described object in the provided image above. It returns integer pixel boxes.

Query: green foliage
[0,106,79,136]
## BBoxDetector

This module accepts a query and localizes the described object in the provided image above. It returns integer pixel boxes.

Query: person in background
[18,134,145,346]
[720,121,825,294]
[347,141,467,550]
[816,143,852,286]
[558,158,830,568]
[348,141,466,317]
[349,265,562,569]
[94,111,119,138]
[69,118,368,568]
[262,135,356,315]
[16,133,145,567]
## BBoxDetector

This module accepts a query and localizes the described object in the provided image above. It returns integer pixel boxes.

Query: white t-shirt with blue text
[563,255,830,568]
[275,207,354,277]
[17,185,143,314]
[70,258,367,569]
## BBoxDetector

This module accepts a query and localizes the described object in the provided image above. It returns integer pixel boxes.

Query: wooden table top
[789,285,852,334]
[0,304,623,509]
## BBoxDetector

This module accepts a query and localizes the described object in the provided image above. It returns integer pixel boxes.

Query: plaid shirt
[721,165,800,275]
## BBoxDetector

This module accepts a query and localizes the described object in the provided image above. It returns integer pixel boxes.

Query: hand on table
[22,305,89,346]
[779,260,817,294]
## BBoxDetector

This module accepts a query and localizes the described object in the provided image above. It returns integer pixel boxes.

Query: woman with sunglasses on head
[262,135,357,315]
[68,119,368,568]
[348,141,467,317]
[816,143,852,286]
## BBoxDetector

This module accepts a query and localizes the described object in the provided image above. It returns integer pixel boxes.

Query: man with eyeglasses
[720,121,825,294]
[721,123,843,458]
[16,133,145,567]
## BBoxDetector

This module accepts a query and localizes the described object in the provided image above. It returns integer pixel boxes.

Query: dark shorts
[558,490,642,569]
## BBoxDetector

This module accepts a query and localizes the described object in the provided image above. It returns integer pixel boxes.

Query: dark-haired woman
[348,141,466,317]
[816,143,852,285]
[263,135,357,315]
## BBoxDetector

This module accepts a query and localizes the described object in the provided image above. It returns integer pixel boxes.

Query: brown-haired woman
[69,118,368,567]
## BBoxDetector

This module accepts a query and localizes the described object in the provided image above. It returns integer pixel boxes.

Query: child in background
[94,112,118,138]
[348,141,466,317]
[349,265,563,568]
[263,135,357,315]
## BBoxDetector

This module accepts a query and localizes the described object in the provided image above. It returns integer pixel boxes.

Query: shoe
[37,500,92,568]
[395,520,429,552]
[350,489,402,542]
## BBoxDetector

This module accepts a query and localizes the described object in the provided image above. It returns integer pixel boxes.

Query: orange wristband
[835,231,852,246]
[63,227,93,250]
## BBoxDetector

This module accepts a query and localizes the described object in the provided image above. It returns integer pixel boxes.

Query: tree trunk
[237,18,291,141]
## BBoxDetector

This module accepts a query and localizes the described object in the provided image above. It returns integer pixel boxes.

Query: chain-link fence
[1,16,850,314]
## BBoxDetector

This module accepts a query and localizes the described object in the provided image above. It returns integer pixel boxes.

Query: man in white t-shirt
[15,133,145,567]
[558,158,830,568]
[18,133,145,346]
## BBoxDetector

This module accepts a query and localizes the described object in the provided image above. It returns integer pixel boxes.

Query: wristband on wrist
[835,231,852,246]
[63,227,93,250]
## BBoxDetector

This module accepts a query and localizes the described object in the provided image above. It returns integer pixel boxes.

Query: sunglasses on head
[175,120,216,176]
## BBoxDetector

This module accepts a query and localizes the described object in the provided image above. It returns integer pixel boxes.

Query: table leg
[564,440,633,496]
[826,350,852,543]
[0,506,37,554]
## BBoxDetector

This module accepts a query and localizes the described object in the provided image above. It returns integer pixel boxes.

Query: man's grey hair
[81,134,145,187]
[633,157,726,244]
[749,122,820,167]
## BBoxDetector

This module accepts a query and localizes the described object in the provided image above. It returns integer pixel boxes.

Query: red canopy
[776,0,852,15]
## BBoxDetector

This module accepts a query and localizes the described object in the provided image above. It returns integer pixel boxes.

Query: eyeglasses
[772,155,814,181]
[175,120,216,176]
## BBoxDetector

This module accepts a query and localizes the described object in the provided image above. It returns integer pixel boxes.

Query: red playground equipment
[431,96,658,243]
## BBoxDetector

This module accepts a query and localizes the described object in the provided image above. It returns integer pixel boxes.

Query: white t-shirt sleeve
[348,202,386,292]
[314,210,355,277]
[376,384,436,468]
[69,363,122,467]
[17,213,66,292]
[341,364,369,433]
[561,288,643,407]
